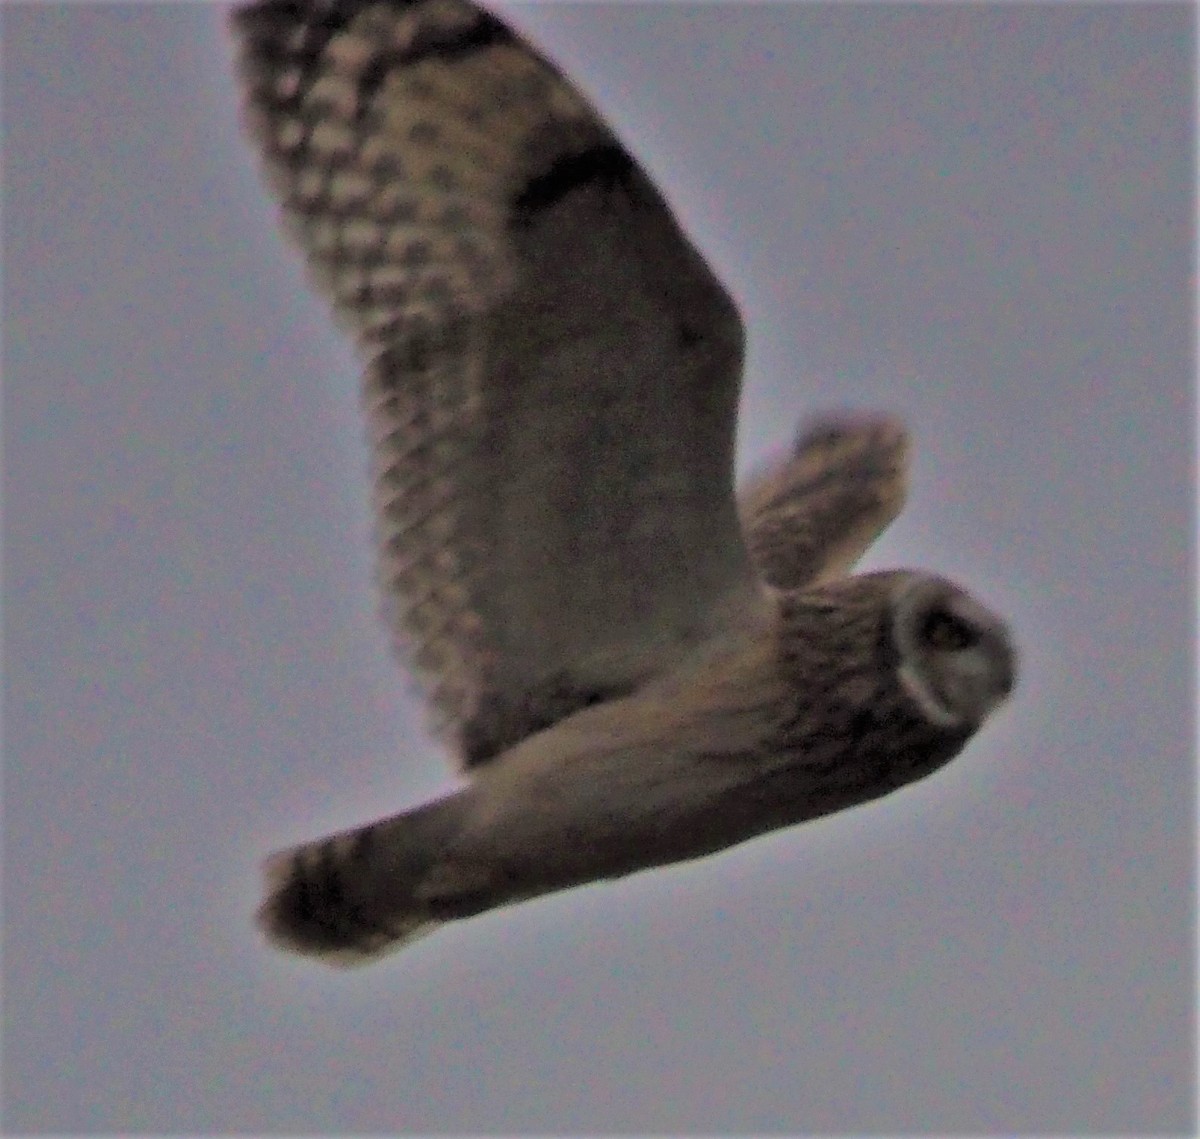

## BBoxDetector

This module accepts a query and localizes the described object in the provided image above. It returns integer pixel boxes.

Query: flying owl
[231,0,1016,965]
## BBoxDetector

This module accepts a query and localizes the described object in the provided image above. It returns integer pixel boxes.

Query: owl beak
[997,642,1017,700]
[989,628,1018,705]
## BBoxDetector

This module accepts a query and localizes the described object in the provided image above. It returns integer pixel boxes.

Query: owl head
[771,570,1016,803]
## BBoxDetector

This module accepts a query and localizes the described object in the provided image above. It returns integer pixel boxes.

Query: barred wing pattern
[740,414,911,593]
[233,0,760,768]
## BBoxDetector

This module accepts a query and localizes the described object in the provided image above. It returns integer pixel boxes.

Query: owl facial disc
[892,575,1016,729]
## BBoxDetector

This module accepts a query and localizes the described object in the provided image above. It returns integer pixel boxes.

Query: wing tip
[792,409,911,508]
[792,410,910,467]
[256,845,441,968]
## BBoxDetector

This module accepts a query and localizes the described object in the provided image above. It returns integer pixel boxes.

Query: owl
[231,0,1016,965]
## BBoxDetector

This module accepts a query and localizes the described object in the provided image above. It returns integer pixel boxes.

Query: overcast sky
[4,2,1194,1133]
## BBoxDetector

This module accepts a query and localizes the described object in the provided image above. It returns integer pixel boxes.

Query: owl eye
[920,608,980,652]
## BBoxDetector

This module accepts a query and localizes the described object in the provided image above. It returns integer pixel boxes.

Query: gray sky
[4,2,1194,1132]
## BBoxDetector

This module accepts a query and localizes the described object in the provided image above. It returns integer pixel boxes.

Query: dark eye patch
[921,608,980,652]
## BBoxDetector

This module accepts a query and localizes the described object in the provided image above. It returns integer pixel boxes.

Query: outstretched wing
[232,0,761,768]
[739,413,910,591]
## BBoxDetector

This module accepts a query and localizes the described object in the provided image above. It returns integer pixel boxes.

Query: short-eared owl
[231,0,1016,965]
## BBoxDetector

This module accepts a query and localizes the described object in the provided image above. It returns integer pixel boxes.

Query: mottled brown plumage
[232,0,1016,965]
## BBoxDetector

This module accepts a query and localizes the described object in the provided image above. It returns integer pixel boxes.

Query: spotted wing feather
[232,0,760,768]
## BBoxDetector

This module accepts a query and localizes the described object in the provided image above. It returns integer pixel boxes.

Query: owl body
[233,0,1016,965]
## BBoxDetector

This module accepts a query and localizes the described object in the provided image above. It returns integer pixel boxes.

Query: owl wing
[232,0,762,769]
[739,413,910,591]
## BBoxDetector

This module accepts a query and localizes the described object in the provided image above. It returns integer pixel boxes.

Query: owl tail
[256,788,472,966]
